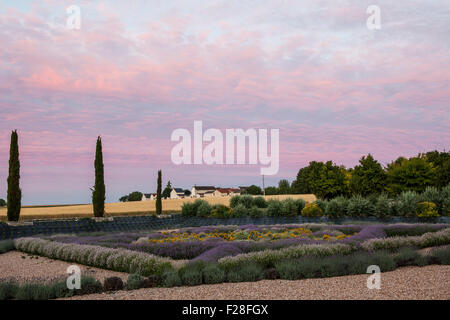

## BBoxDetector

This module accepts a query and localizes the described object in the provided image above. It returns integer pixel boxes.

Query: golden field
[0,194,316,221]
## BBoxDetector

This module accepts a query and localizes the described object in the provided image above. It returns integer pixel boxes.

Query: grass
[0,194,316,221]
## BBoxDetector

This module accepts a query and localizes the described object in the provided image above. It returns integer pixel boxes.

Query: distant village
[141,186,248,201]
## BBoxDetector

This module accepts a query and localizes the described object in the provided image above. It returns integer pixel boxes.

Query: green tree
[119,195,128,202]
[386,156,435,196]
[156,170,162,215]
[246,185,263,195]
[92,136,105,217]
[264,186,278,195]
[7,130,21,221]
[302,161,349,199]
[349,154,387,196]
[127,191,143,201]
[423,150,450,188]
[278,179,290,194]
[162,181,172,199]
[0,199,6,207]
[291,166,312,194]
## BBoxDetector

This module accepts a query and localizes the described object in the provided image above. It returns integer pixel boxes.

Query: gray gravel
[68,265,449,300]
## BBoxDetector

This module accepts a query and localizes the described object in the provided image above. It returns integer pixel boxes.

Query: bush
[211,204,232,218]
[441,184,450,216]
[264,268,280,280]
[314,199,328,212]
[51,280,74,298]
[181,202,197,217]
[196,202,212,217]
[230,195,241,208]
[266,200,282,217]
[373,194,391,218]
[416,202,439,218]
[395,191,420,217]
[15,283,55,300]
[0,280,19,300]
[249,206,264,218]
[163,270,182,287]
[294,198,306,214]
[325,196,348,218]
[203,264,226,284]
[103,276,124,291]
[181,269,203,286]
[76,276,102,295]
[394,248,427,267]
[218,243,353,270]
[232,204,249,217]
[420,186,443,213]
[280,198,298,216]
[301,203,323,217]
[361,228,450,251]
[0,240,14,254]
[347,195,375,217]
[253,196,267,208]
[126,274,145,290]
[0,199,5,207]
[238,195,254,208]
[227,263,264,282]
[430,246,450,265]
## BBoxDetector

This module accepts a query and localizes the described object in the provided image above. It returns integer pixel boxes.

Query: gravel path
[0,251,128,283]
[68,265,450,300]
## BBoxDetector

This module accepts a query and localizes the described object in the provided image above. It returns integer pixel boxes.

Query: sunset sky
[0,0,449,205]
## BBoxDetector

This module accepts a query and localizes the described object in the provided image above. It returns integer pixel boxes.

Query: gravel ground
[68,265,450,300]
[0,251,128,283]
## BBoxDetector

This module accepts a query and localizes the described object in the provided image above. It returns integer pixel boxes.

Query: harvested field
[0,194,316,221]
[66,265,450,300]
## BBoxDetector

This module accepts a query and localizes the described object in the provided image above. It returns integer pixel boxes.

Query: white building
[191,186,216,198]
[170,188,186,199]
[141,193,157,201]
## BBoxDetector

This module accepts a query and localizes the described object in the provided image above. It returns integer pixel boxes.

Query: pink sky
[0,1,449,204]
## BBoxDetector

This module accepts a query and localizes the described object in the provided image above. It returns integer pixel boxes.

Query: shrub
[126,274,145,290]
[232,204,249,217]
[442,198,450,216]
[218,243,353,270]
[253,196,267,208]
[280,198,298,216]
[294,199,306,214]
[361,228,450,251]
[181,202,197,217]
[395,191,420,217]
[347,195,375,217]
[394,248,427,267]
[163,270,182,287]
[0,280,19,300]
[0,240,14,254]
[249,206,264,218]
[430,246,450,265]
[301,203,323,217]
[264,268,280,280]
[416,202,439,218]
[14,238,174,277]
[15,284,55,300]
[103,276,124,291]
[266,200,282,217]
[374,194,391,218]
[203,264,226,284]
[227,263,263,282]
[314,199,328,212]
[238,195,254,208]
[420,186,443,213]
[196,202,212,217]
[211,204,232,218]
[325,197,348,218]
[51,280,75,298]
[76,276,102,295]
[181,269,203,286]
[230,195,241,208]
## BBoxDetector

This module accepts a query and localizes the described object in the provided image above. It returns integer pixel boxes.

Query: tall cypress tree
[92,136,105,217]
[156,170,162,215]
[7,130,21,221]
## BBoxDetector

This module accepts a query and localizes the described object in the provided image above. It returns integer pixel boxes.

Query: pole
[262,174,265,196]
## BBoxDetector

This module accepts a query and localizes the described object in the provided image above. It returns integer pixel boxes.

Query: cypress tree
[156,170,162,215]
[7,130,21,221]
[92,136,105,217]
